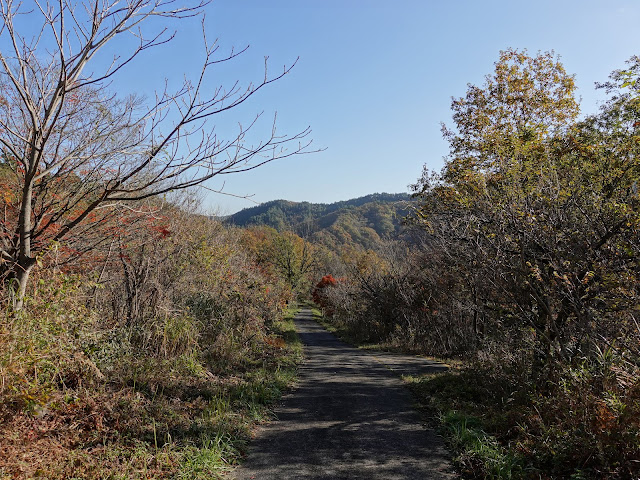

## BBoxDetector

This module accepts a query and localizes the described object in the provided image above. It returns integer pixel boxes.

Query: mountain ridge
[225,192,412,250]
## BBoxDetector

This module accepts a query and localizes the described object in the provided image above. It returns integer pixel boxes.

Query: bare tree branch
[0,0,318,308]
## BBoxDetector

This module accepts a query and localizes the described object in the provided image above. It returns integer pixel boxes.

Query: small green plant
[442,411,523,479]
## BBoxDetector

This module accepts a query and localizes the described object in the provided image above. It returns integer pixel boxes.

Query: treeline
[315,50,640,478]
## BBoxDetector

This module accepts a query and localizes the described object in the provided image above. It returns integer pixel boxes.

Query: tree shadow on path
[233,309,456,480]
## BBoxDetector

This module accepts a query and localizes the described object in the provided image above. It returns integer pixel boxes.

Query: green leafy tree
[441,48,579,183]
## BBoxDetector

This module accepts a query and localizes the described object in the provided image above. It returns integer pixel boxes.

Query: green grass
[177,432,241,479]
[441,410,523,479]
[404,372,525,479]
[172,305,304,478]
[274,304,305,361]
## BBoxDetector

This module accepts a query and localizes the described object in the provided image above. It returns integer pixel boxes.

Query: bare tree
[0,0,314,308]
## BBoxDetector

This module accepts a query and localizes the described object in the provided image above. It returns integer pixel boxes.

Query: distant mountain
[225,193,413,250]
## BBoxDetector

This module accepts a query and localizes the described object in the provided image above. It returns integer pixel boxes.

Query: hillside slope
[226,193,412,250]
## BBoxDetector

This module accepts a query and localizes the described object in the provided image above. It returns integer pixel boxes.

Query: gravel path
[233,308,456,479]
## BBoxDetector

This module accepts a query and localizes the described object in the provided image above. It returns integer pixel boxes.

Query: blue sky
[26,1,640,214]
[188,0,637,216]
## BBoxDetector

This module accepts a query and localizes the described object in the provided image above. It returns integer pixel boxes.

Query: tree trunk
[13,178,35,310]
[13,262,34,311]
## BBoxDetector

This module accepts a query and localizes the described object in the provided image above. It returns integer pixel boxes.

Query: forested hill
[225,193,412,250]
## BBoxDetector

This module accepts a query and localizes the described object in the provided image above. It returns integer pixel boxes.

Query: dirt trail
[233,308,456,479]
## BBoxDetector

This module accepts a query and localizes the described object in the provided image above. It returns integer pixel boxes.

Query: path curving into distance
[233,308,456,480]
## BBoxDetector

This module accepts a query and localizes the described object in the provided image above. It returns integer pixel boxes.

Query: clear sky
[47,1,640,214]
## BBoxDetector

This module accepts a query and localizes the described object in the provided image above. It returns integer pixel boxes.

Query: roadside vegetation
[313,51,640,479]
[0,205,304,478]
